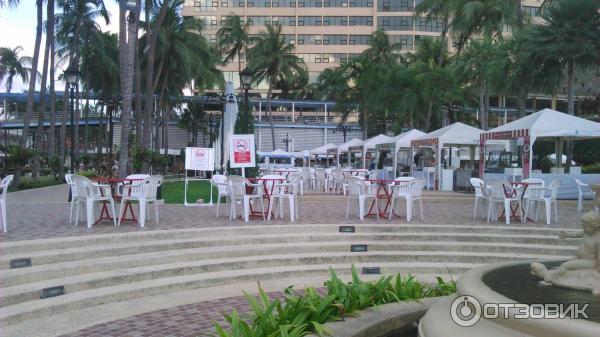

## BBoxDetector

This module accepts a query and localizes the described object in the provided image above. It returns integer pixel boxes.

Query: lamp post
[64,63,79,173]
[335,124,353,142]
[206,110,221,148]
[240,67,253,133]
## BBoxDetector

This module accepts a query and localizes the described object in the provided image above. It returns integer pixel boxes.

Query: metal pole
[244,87,250,133]
[70,84,75,173]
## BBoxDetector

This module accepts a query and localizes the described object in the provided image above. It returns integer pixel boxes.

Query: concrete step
[0,250,569,308]
[0,224,570,255]
[0,261,477,326]
[0,232,577,269]
[0,241,576,287]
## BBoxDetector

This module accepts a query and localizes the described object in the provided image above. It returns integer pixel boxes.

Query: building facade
[182,0,544,86]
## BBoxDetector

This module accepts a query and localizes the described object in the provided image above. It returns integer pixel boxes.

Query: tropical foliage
[215,266,456,337]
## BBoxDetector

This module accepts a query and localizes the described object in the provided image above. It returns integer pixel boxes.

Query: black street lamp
[64,63,79,173]
[206,110,221,148]
[240,67,253,133]
[335,124,353,142]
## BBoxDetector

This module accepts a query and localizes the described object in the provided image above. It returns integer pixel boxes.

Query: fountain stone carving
[531,210,600,295]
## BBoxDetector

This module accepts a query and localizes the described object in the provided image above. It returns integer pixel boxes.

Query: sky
[0,1,120,92]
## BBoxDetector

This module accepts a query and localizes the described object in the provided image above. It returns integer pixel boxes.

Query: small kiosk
[309,143,338,167]
[411,123,482,190]
[377,129,427,178]
[347,134,394,169]
[327,138,363,167]
[480,108,600,198]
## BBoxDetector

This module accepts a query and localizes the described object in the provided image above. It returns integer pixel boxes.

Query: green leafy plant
[215,266,456,337]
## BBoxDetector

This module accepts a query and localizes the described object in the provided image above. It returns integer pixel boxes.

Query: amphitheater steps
[0,223,577,331]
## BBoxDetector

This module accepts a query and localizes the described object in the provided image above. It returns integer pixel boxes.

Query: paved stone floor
[2,185,591,337]
[58,290,287,337]
[0,184,587,242]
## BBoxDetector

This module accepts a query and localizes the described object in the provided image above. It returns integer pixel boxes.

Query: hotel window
[298,53,324,63]
[349,0,372,7]
[328,53,346,63]
[305,0,323,6]
[323,16,347,26]
[192,0,218,11]
[298,16,322,26]
[348,35,371,45]
[248,16,269,26]
[522,6,540,17]
[282,34,296,44]
[296,34,322,45]
[278,16,296,26]
[237,1,245,6]
[328,0,348,6]
[323,34,348,45]
[198,16,218,27]
[349,16,372,26]
[378,0,414,12]
[377,16,413,31]
[247,0,254,6]
[389,34,414,50]
[415,17,443,32]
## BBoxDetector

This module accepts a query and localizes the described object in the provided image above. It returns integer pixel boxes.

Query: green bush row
[582,163,600,173]
[215,266,456,337]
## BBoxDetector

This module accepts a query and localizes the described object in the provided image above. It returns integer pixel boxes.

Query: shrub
[582,163,600,173]
[215,266,456,337]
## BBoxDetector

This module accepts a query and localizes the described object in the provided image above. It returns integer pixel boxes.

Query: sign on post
[185,147,214,171]
[230,134,256,168]
[184,147,215,207]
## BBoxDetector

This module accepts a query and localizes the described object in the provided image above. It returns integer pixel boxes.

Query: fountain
[419,210,600,337]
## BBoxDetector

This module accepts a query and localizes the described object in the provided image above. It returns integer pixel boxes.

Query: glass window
[348,35,371,45]
[377,0,414,12]
[248,16,269,26]
[349,16,372,26]
[296,34,322,45]
[388,34,414,50]
[349,0,372,7]
[414,17,444,32]
[198,16,218,27]
[297,53,324,63]
[323,16,347,26]
[323,34,348,45]
[189,0,218,11]
[277,16,296,26]
[298,16,322,26]
[522,6,540,17]
[377,16,413,31]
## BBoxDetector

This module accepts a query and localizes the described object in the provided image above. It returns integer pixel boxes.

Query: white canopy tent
[348,134,394,169]
[377,129,426,176]
[480,108,600,179]
[479,108,600,199]
[327,138,363,167]
[412,122,482,189]
[310,143,338,155]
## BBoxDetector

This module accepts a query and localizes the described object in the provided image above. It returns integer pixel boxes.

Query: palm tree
[0,0,19,8]
[0,46,33,94]
[216,15,251,87]
[47,0,57,157]
[20,0,43,186]
[117,0,139,177]
[363,30,401,65]
[526,0,600,171]
[248,24,307,150]
[414,0,462,64]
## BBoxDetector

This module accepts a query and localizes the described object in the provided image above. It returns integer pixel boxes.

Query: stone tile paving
[59,290,288,337]
[0,194,587,242]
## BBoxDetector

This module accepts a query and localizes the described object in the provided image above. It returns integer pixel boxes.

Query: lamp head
[64,63,79,85]
[240,67,253,89]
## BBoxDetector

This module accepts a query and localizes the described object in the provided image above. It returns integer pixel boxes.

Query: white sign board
[185,147,214,171]
[229,134,256,168]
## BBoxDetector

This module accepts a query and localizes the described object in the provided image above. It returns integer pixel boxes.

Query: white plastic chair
[523,180,561,225]
[72,175,117,228]
[331,169,345,194]
[470,178,490,220]
[0,175,14,233]
[269,175,301,221]
[228,175,265,222]
[345,176,379,220]
[389,179,423,222]
[116,174,150,197]
[315,168,328,192]
[487,180,522,225]
[65,174,78,225]
[211,174,229,217]
[119,176,163,227]
[575,178,596,212]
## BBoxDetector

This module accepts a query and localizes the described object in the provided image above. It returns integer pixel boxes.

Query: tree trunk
[564,61,575,173]
[134,22,143,148]
[424,101,433,132]
[60,85,67,162]
[142,1,170,156]
[21,0,43,150]
[83,89,90,153]
[517,85,527,118]
[266,83,276,150]
[48,0,56,157]
[33,6,53,179]
[118,1,139,178]
[74,85,80,164]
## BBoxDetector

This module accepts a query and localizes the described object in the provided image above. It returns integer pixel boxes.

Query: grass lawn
[161,180,218,204]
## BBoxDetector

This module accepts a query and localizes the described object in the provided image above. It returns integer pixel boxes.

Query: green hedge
[215,266,456,337]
